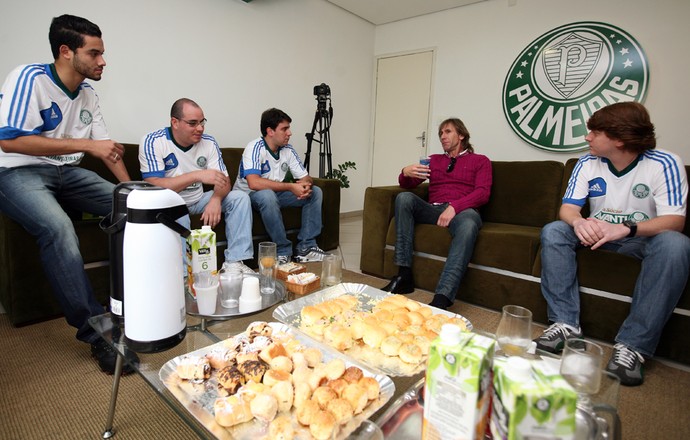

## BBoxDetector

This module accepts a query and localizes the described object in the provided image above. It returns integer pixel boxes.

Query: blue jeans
[540,220,690,357]
[249,186,323,257]
[393,192,482,301]
[178,190,253,262]
[0,165,114,344]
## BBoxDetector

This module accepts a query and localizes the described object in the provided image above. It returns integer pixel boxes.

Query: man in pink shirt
[382,118,492,309]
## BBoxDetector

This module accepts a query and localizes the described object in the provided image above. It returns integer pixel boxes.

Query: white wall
[0,0,374,212]
[375,0,690,165]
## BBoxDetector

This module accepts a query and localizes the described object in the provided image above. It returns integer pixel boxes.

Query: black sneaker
[534,322,583,354]
[295,246,328,262]
[429,294,453,310]
[91,338,139,375]
[606,343,645,386]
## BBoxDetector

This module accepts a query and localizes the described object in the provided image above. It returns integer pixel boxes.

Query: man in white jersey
[139,98,254,274]
[535,102,690,386]
[0,15,135,374]
[234,108,325,263]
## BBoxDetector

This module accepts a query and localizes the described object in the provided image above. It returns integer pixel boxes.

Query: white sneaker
[277,255,290,265]
[223,261,255,274]
[295,246,328,262]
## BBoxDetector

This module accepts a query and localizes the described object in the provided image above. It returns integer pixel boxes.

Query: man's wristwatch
[622,220,637,237]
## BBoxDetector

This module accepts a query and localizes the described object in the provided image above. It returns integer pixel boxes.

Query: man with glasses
[0,15,134,374]
[381,118,492,309]
[139,98,254,274]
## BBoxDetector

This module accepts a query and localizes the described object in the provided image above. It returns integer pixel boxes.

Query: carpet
[1,269,688,439]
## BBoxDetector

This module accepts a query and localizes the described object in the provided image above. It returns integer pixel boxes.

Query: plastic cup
[419,156,431,166]
[258,242,277,294]
[321,253,342,287]
[194,282,219,315]
[219,269,242,308]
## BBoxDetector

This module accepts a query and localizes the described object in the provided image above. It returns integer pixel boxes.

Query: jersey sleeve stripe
[8,64,44,129]
[203,134,227,172]
[644,150,684,206]
[142,129,166,172]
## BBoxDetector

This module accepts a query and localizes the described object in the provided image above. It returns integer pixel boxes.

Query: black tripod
[304,84,333,178]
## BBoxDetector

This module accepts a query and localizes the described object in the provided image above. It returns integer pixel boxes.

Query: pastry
[269,355,293,373]
[268,415,295,440]
[214,395,253,427]
[238,360,268,383]
[217,366,245,394]
[324,324,353,351]
[326,398,354,425]
[235,351,260,365]
[291,365,311,385]
[296,399,320,426]
[176,355,211,382]
[380,335,403,356]
[398,343,423,364]
[293,382,312,409]
[362,324,387,348]
[302,347,322,367]
[301,305,325,327]
[263,369,291,387]
[205,346,236,369]
[341,366,364,384]
[309,410,337,440]
[270,380,294,413]
[259,342,288,364]
[250,393,278,423]
[342,383,368,415]
[247,321,273,339]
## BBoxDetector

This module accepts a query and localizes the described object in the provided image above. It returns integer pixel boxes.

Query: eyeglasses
[446,156,457,173]
[178,118,207,128]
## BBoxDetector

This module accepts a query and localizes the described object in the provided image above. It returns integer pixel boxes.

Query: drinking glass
[321,253,342,287]
[495,305,533,357]
[258,242,277,294]
[219,265,242,308]
[560,339,603,410]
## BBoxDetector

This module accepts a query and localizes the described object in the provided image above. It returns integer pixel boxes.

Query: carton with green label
[423,324,495,440]
[186,225,217,297]
[490,356,577,440]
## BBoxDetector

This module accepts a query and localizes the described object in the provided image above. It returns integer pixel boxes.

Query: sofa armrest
[360,184,428,276]
[313,178,341,251]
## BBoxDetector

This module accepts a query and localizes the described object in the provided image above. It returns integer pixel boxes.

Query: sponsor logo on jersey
[632,183,650,199]
[503,22,649,152]
[588,177,607,197]
[197,156,208,168]
[163,153,179,171]
[594,209,649,224]
[80,109,93,125]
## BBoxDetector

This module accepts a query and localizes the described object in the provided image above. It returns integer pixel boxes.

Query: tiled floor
[337,213,363,274]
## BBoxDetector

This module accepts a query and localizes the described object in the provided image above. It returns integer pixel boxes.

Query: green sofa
[0,144,340,326]
[361,159,690,365]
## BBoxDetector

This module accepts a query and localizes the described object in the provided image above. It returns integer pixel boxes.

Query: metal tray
[272,283,473,377]
[186,273,285,318]
[159,321,394,439]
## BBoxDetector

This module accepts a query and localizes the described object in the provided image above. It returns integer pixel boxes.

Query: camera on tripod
[313,83,331,108]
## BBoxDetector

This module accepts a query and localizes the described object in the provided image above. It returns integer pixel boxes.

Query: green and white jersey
[233,137,307,193]
[139,127,227,205]
[0,63,109,167]
[563,149,687,224]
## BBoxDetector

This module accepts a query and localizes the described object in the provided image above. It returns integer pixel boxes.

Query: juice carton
[490,356,577,440]
[186,225,217,297]
[423,324,495,440]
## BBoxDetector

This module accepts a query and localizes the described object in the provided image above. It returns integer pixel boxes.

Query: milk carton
[490,356,577,440]
[186,225,217,297]
[423,324,495,440]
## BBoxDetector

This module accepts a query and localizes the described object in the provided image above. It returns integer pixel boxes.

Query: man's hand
[91,140,126,164]
[290,181,313,200]
[437,205,456,228]
[197,169,230,189]
[573,218,628,249]
[201,197,223,228]
[402,163,430,180]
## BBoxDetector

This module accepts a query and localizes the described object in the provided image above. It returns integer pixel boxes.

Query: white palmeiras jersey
[139,127,227,205]
[563,149,688,224]
[233,137,308,193]
[0,63,109,167]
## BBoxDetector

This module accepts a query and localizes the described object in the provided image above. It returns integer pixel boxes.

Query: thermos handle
[156,212,191,238]
[99,214,127,234]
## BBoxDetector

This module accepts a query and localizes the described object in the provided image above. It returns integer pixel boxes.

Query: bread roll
[413,334,432,353]
[301,305,325,327]
[379,321,399,336]
[359,376,381,400]
[324,324,353,351]
[268,415,295,440]
[291,365,311,385]
[259,342,288,364]
[309,410,337,440]
[214,395,253,427]
[341,366,364,384]
[342,383,368,414]
[270,380,294,413]
[326,377,348,397]
[380,335,403,356]
[250,393,278,423]
[290,352,308,371]
[312,385,338,409]
[418,306,434,318]
[392,312,411,328]
[398,343,423,364]
[406,311,424,325]
[269,355,293,373]
[324,358,346,381]
[403,298,421,311]
[303,347,322,367]
[296,399,320,425]
[293,382,312,409]
[362,324,387,348]
[349,319,367,340]
[327,398,354,425]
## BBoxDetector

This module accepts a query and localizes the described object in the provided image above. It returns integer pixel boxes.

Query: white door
[371,51,433,187]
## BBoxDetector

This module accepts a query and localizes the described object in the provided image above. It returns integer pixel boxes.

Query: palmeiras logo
[79,109,93,125]
[502,22,649,153]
